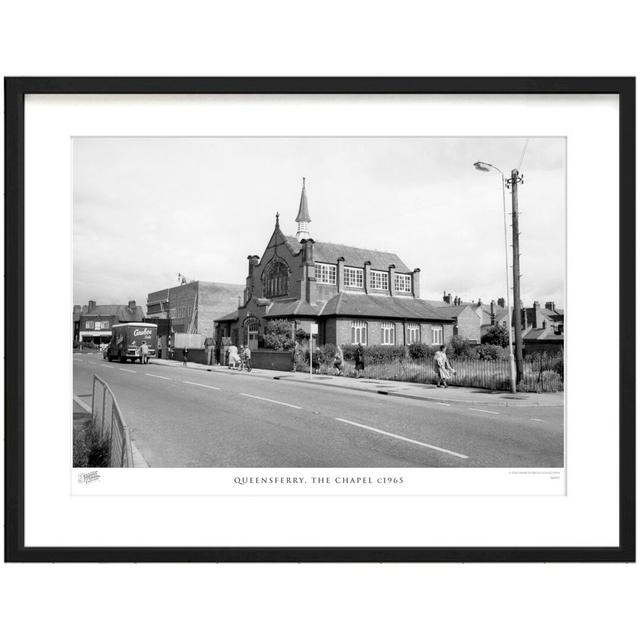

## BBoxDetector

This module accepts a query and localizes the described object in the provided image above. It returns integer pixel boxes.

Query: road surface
[73,353,564,468]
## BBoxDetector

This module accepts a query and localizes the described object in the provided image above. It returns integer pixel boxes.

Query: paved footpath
[148,358,564,408]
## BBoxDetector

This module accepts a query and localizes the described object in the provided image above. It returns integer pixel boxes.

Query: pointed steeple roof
[295,177,311,223]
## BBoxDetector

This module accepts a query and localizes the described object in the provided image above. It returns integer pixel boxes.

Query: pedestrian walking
[182,347,189,367]
[227,344,239,369]
[243,345,252,372]
[140,341,149,364]
[239,345,246,370]
[334,345,344,376]
[434,344,455,388]
[354,342,365,378]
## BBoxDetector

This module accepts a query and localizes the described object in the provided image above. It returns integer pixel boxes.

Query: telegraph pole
[507,169,524,385]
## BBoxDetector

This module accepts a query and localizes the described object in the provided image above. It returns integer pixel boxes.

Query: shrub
[447,335,473,357]
[474,344,502,360]
[305,343,337,365]
[263,319,294,351]
[337,344,407,363]
[363,344,406,364]
[408,342,429,360]
[341,344,357,361]
[73,419,110,467]
[552,358,564,380]
[482,324,510,347]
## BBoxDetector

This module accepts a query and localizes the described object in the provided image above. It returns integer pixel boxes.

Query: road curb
[271,375,562,407]
[147,359,563,408]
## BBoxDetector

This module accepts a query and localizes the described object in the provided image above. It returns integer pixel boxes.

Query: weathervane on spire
[275,211,280,227]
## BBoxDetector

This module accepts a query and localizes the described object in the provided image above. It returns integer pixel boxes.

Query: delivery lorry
[105,322,158,363]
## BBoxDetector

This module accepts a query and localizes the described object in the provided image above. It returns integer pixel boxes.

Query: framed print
[4,77,635,562]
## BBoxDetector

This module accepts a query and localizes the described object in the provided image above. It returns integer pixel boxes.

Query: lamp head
[474,161,492,172]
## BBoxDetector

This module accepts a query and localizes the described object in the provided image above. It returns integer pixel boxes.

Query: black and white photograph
[72,136,565,473]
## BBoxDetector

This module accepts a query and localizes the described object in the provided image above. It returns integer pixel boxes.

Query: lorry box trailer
[105,322,158,363]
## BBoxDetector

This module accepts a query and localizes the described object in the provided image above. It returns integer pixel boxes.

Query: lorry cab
[106,322,158,363]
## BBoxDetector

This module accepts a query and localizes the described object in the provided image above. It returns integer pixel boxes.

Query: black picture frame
[4,77,635,563]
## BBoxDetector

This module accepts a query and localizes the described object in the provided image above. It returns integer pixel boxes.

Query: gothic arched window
[263,259,289,298]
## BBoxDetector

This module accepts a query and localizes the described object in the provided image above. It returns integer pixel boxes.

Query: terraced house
[215,179,454,350]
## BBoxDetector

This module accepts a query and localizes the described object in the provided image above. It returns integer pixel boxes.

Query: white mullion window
[381,322,395,345]
[407,323,420,344]
[351,320,367,345]
[315,263,337,285]
[344,266,364,288]
[431,325,444,345]
[370,270,389,290]
[394,273,412,293]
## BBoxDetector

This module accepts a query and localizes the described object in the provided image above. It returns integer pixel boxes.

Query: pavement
[73,352,564,468]
[147,357,564,407]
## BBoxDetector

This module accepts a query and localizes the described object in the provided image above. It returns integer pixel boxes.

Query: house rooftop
[284,236,411,272]
[80,304,144,322]
[320,293,453,321]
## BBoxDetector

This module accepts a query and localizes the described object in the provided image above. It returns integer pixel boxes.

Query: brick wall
[251,349,294,371]
[453,306,481,343]
[249,229,305,302]
[197,282,245,338]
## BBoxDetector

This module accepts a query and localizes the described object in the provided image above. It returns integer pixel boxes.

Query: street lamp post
[474,161,517,394]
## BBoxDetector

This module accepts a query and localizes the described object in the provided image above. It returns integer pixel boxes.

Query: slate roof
[264,299,320,317]
[432,304,475,318]
[319,293,453,321]
[215,310,239,322]
[541,307,564,321]
[522,327,564,342]
[284,236,411,272]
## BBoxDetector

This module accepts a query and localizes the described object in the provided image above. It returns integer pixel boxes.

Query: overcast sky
[73,137,565,309]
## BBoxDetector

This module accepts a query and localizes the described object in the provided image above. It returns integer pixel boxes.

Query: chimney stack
[497,297,505,308]
[128,300,136,311]
[490,300,496,324]
[533,301,543,329]
[545,301,556,312]
[443,291,452,304]
[412,268,420,298]
[88,300,96,312]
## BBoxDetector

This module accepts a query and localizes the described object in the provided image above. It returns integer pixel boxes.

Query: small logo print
[78,470,101,484]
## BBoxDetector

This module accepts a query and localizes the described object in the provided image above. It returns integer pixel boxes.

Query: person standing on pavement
[292,341,300,372]
[243,344,252,372]
[434,344,455,388]
[140,341,149,365]
[334,345,344,376]
[354,342,365,378]
[182,347,189,367]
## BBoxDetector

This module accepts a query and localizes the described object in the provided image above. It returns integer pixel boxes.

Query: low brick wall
[250,349,293,372]
[172,348,209,365]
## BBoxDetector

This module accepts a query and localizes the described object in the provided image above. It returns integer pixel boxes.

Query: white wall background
[1,2,637,639]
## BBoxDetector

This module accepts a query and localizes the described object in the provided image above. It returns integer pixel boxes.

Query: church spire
[295,177,311,242]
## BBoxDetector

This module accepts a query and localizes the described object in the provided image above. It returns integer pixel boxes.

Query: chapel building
[215,179,454,349]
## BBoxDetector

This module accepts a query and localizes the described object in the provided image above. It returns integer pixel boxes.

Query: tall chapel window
[264,260,289,297]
